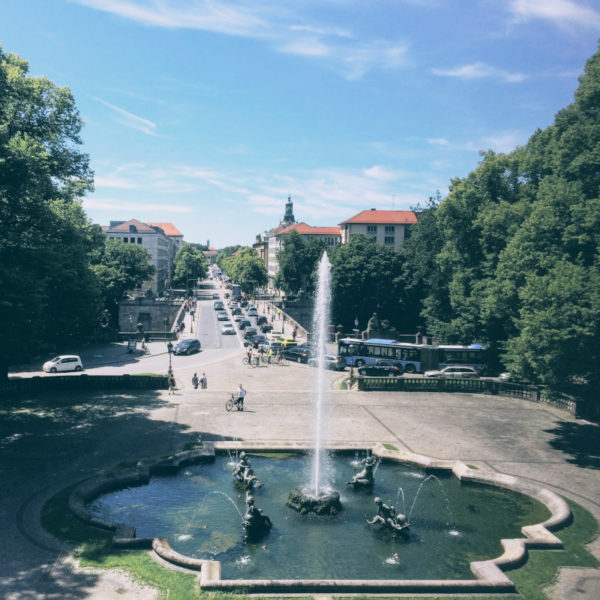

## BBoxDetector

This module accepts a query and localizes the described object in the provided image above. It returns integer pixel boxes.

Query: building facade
[104,219,184,295]
[339,209,417,251]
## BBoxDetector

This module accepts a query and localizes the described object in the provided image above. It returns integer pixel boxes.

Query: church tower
[280,194,296,227]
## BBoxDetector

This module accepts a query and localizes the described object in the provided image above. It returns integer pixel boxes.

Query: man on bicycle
[237,383,246,411]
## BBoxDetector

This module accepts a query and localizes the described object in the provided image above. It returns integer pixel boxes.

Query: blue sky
[1,1,599,247]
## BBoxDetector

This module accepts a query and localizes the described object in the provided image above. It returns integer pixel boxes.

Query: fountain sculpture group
[232,450,409,542]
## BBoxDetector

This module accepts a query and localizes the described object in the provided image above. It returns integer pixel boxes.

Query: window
[385,225,394,234]
[137,237,142,244]
[123,238,128,243]
[384,236,395,245]
[367,225,377,235]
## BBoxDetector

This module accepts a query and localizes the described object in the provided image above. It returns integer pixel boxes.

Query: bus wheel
[405,364,416,374]
[356,360,365,367]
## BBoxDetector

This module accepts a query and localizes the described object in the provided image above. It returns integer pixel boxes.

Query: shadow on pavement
[545,420,600,469]
[0,387,234,599]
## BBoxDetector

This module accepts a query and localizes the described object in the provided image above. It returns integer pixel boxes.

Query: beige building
[339,209,417,251]
[104,219,184,295]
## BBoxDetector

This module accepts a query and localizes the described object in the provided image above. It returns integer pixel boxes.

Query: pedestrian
[292,326,297,340]
[236,383,246,411]
[267,346,273,363]
[200,372,207,389]
[247,346,253,364]
[192,372,199,389]
[168,374,175,395]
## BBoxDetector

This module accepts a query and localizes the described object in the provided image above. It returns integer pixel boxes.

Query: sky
[1,1,599,247]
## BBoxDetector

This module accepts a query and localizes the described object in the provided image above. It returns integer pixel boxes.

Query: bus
[337,338,486,374]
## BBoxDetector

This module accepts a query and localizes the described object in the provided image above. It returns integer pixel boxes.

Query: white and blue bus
[338,338,486,374]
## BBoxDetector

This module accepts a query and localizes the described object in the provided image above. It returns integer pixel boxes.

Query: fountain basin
[70,441,571,594]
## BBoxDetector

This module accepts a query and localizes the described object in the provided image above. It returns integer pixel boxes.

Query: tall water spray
[310,252,332,497]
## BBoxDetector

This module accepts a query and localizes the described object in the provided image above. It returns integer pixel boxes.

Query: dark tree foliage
[172,243,207,289]
[275,230,326,295]
[414,43,600,392]
[0,47,98,375]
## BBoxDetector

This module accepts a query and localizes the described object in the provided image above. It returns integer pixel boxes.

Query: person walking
[192,372,199,389]
[236,383,246,411]
[168,374,175,395]
[200,372,207,389]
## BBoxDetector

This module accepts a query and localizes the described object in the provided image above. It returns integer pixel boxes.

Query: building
[339,209,417,251]
[104,219,184,295]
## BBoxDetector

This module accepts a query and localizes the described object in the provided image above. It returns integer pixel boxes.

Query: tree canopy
[275,230,326,295]
[172,243,207,290]
[219,247,268,293]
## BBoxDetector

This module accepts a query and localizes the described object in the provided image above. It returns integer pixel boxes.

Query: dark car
[357,359,403,377]
[256,315,268,325]
[243,327,259,340]
[260,323,273,333]
[238,319,252,330]
[282,346,312,363]
[232,307,242,316]
[213,300,224,310]
[174,338,201,355]
[245,333,267,348]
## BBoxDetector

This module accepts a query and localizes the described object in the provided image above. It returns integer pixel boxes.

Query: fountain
[287,252,342,515]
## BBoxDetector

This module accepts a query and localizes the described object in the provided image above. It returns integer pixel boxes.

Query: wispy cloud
[83,197,195,214]
[93,97,158,135]
[509,0,600,29]
[428,130,528,154]
[74,0,410,79]
[431,62,526,83]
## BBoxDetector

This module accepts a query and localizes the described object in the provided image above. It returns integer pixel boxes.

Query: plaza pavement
[1,344,599,599]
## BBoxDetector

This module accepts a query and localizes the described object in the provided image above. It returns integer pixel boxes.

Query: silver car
[423,365,479,379]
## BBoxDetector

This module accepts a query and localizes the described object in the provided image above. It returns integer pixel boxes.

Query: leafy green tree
[216,245,242,270]
[275,230,327,295]
[92,239,156,312]
[172,243,207,290]
[0,47,97,376]
[330,235,403,330]
[220,247,267,293]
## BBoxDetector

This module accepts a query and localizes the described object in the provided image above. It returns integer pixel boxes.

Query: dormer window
[129,224,137,233]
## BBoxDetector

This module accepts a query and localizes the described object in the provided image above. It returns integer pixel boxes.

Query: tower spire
[281,194,296,226]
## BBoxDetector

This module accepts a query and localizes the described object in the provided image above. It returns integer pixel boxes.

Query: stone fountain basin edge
[66,441,571,595]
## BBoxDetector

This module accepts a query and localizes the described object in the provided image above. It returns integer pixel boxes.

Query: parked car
[247,307,258,317]
[212,292,220,299]
[260,323,273,333]
[424,365,479,379]
[258,340,283,353]
[221,323,235,335]
[358,359,403,377]
[174,338,201,355]
[256,315,268,325]
[213,300,224,310]
[217,310,229,321]
[238,319,252,330]
[43,355,83,373]
[308,354,346,371]
[282,346,312,363]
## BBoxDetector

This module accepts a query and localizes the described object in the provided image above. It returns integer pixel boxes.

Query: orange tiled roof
[147,222,184,237]
[107,219,156,233]
[339,209,417,225]
[277,222,340,236]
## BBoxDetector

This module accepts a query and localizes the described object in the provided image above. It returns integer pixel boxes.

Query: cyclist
[267,346,274,364]
[236,383,246,411]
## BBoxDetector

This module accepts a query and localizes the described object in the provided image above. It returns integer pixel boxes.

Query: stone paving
[1,343,599,599]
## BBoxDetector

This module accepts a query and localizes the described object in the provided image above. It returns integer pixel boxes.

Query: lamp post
[167,341,173,376]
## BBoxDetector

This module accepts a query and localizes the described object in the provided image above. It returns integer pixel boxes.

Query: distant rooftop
[146,222,184,237]
[339,209,417,225]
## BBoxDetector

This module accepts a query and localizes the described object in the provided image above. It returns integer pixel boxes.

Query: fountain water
[287,252,342,514]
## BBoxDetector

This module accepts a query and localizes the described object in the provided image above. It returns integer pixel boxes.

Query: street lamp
[167,341,173,375]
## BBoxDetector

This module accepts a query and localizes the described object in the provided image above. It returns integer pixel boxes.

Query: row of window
[367,225,396,234]
[108,236,143,244]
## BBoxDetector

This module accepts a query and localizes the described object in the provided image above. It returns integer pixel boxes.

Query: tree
[275,230,327,295]
[0,47,97,376]
[172,243,207,291]
[92,239,156,313]
[330,235,403,331]
[220,248,267,293]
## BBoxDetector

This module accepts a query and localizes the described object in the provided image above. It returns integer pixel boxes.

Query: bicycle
[242,356,257,367]
[270,355,288,366]
[225,392,244,412]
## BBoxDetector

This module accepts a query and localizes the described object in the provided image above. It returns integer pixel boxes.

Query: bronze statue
[366,497,409,533]
[242,494,272,542]
[347,455,378,488]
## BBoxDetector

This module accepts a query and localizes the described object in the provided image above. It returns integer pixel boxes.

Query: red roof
[107,219,156,233]
[339,209,417,225]
[277,222,340,236]
[146,222,183,237]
